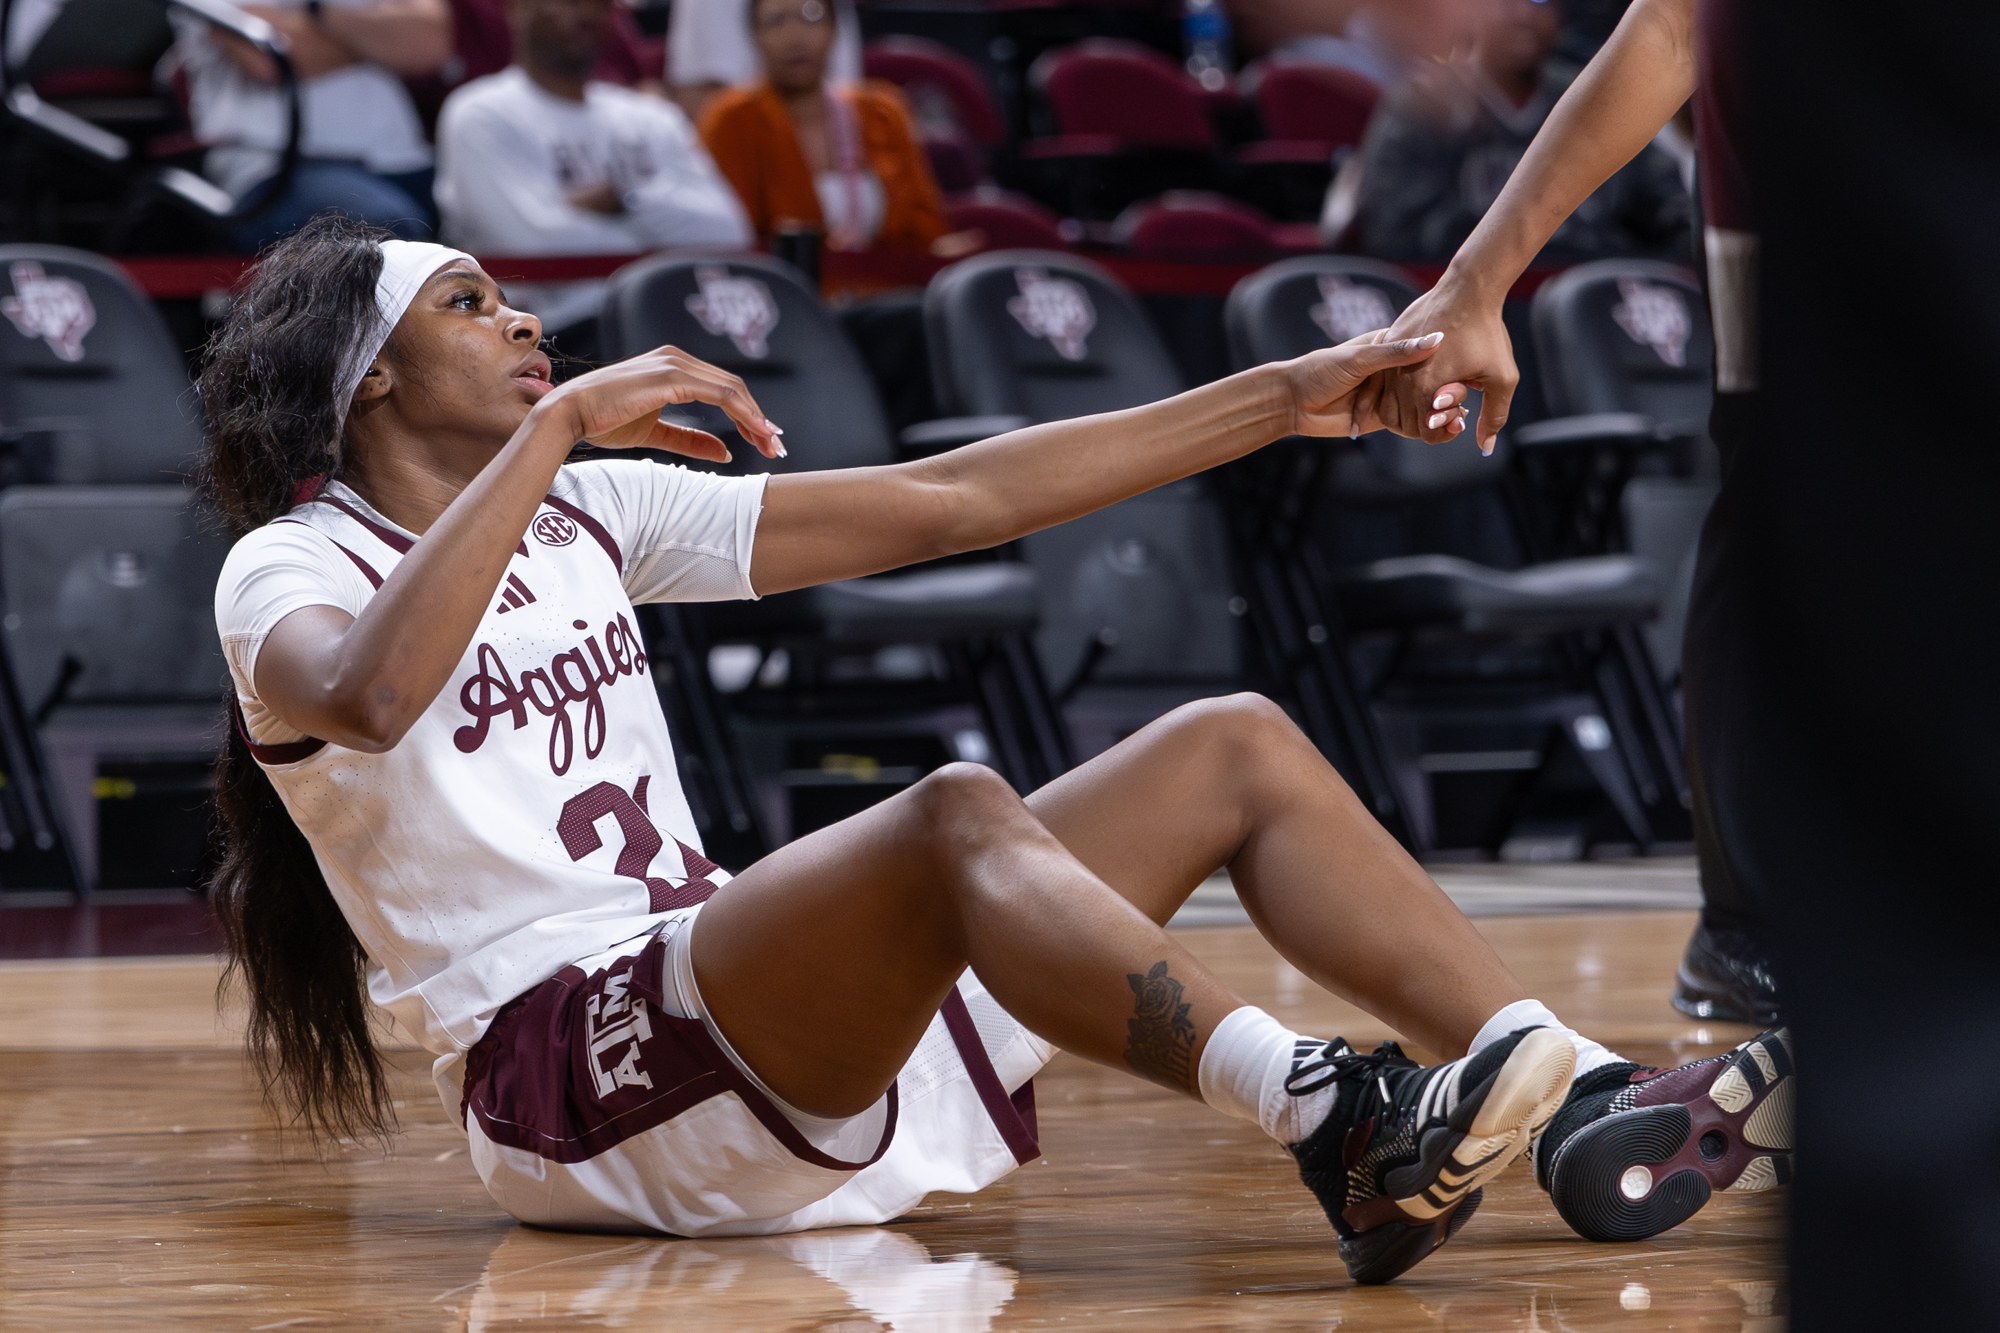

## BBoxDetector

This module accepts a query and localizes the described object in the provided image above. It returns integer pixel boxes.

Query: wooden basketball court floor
[0,900,1784,1331]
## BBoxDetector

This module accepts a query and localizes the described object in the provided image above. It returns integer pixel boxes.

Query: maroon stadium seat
[1231,63,1380,222]
[1111,192,1319,261]
[945,186,1072,251]
[1028,40,1215,150]
[923,128,989,193]
[1249,62,1379,156]
[863,37,1006,147]
[1019,41,1222,219]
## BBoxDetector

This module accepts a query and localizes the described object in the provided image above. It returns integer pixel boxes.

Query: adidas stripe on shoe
[1289,1026,1575,1285]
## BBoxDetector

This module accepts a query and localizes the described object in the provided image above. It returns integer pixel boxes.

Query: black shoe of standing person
[1288,1027,1575,1285]
[1671,923,1783,1026]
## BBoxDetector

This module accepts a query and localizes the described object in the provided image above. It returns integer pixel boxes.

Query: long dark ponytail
[197,216,394,1145]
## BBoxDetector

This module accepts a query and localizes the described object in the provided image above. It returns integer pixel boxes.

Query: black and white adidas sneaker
[1288,1026,1575,1285]
[1534,1027,1794,1243]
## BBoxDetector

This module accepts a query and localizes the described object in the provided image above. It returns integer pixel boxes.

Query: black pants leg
[1749,1,2000,1324]
[1682,390,1769,942]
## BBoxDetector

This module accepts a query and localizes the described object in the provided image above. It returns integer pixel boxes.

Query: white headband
[333,239,475,435]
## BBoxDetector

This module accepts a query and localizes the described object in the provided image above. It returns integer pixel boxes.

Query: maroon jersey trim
[939,988,1041,1166]
[462,932,899,1172]
[272,517,385,589]
[541,493,623,572]
[305,494,530,559]
[328,538,383,589]
[231,697,326,765]
[314,494,414,553]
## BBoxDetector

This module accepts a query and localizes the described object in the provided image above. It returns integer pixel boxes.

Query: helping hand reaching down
[1281,330,1471,443]
[1364,283,1516,454]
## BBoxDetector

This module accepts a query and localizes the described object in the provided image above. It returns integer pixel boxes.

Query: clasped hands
[1286,282,1514,455]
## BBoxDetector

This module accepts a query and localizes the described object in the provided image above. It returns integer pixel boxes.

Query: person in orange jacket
[698,0,981,279]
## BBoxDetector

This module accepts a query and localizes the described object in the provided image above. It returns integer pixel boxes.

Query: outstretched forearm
[1376,0,1699,450]
[1440,0,1698,304]
[749,365,1294,594]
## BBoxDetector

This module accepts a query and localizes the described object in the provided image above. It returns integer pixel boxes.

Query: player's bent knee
[1173,691,1306,751]
[1174,693,1348,792]
[906,761,1022,830]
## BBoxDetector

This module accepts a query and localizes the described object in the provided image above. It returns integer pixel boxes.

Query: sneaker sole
[1340,1028,1577,1284]
[1551,1029,1794,1243]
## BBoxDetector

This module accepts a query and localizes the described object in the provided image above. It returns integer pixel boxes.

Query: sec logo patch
[532,513,578,547]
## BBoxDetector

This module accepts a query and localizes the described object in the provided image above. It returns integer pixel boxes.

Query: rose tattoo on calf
[1124,960,1197,1091]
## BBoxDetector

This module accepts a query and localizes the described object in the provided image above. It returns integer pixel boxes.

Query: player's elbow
[315,680,417,754]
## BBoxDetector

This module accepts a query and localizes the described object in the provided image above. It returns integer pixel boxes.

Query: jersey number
[556,775,719,913]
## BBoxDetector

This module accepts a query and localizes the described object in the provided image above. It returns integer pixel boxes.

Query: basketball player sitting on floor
[204,219,1791,1286]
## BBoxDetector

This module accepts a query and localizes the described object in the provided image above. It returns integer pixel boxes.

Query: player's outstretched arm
[747,332,1457,596]
[1379,0,1699,453]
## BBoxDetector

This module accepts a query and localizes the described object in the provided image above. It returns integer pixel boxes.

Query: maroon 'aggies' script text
[454,613,649,774]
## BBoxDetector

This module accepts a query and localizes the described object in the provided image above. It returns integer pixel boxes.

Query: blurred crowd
[4,0,1691,328]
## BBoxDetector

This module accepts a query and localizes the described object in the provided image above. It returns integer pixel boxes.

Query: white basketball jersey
[214,461,769,1055]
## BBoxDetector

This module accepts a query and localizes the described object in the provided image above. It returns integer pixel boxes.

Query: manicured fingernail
[776,445,788,458]
[1432,392,1452,410]
[1349,420,1361,439]
[1427,412,1448,430]
[767,420,784,435]
[1417,332,1444,348]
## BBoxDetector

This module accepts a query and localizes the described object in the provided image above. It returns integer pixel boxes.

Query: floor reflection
[459,1226,1017,1331]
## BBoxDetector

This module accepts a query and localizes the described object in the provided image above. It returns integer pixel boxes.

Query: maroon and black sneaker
[1534,1027,1793,1243]
[1289,1026,1575,1284]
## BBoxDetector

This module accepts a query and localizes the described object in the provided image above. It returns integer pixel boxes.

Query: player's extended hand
[540,345,785,465]
[1371,283,1518,454]
[1283,331,1470,441]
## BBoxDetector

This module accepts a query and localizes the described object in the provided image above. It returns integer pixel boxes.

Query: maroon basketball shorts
[456,905,1054,1236]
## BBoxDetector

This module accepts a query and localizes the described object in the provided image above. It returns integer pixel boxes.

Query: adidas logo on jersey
[454,612,649,775]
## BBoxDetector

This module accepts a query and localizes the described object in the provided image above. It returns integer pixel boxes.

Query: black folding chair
[0,244,202,483]
[1527,259,1722,688]
[598,252,1070,845]
[923,249,1261,764]
[0,486,227,889]
[1517,259,1716,559]
[1226,255,1680,856]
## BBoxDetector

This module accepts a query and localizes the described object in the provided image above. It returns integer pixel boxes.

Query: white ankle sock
[1470,998,1624,1077]
[1197,1005,1342,1146]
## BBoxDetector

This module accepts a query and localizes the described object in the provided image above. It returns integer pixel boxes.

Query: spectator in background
[699,0,978,283]
[1221,0,1361,65]
[169,0,450,250]
[434,0,751,358]
[1263,0,1488,93]
[1351,0,1688,264]
[667,0,859,121]
[700,0,982,429]
[404,0,665,132]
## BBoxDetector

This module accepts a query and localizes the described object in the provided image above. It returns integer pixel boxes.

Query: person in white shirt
[434,0,752,339]
[168,0,449,250]
[197,219,1791,1283]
